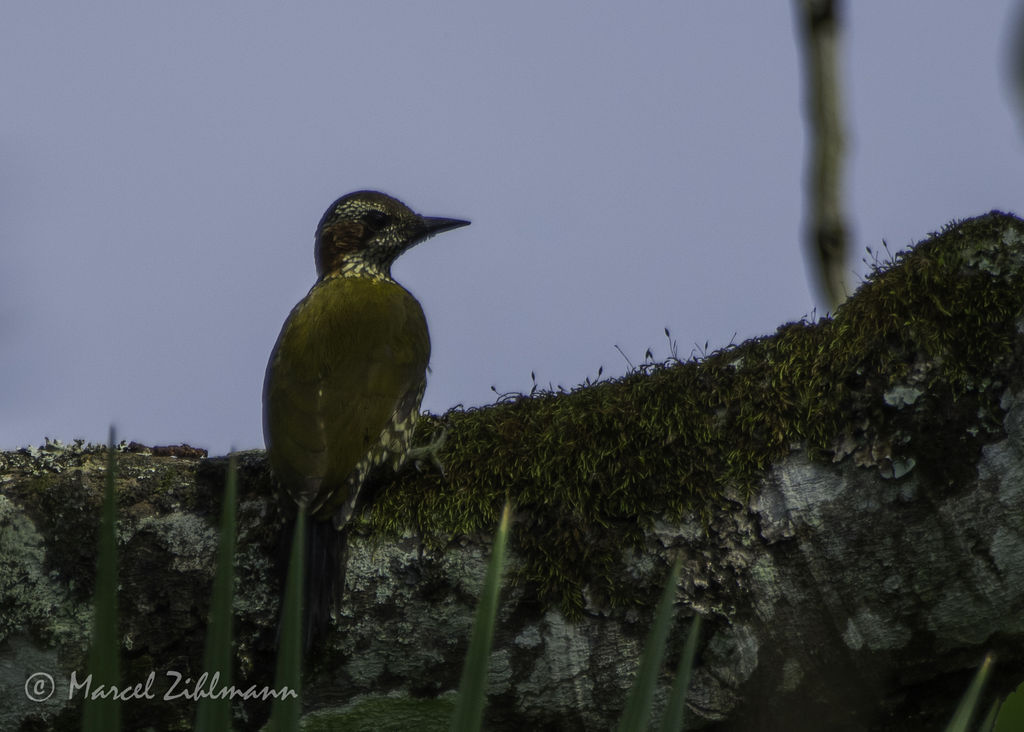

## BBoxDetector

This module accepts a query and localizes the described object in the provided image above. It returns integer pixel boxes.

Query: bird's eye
[362,210,390,228]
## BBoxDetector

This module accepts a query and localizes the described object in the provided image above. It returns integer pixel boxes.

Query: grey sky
[2,3,1021,456]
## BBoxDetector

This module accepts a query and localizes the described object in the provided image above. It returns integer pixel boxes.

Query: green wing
[263,276,430,515]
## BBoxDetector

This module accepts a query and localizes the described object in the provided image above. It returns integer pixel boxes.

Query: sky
[2,3,1022,456]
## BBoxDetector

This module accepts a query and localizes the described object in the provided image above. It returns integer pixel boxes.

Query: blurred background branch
[1011,2,1024,135]
[794,0,849,310]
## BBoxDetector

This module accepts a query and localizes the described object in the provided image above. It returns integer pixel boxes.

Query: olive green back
[263,275,430,512]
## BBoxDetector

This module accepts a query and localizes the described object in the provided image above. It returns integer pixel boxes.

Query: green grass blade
[267,510,306,731]
[979,698,1000,732]
[617,556,683,732]
[995,680,1024,731]
[945,653,993,732]
[450,503,511,732]
[82,426,121,732]
[659,614,702,732]
[195,453,239,732]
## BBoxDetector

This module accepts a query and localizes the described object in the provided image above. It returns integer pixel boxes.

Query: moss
[300,694,455,731]
[363,211,1024,616]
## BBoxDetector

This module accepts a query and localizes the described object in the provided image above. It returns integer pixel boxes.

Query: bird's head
[314,190,470,280]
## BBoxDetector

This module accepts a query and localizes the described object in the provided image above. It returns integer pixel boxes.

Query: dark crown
[314,191,469,280]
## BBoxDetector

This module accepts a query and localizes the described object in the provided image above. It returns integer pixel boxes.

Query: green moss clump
[364,212,1024,616]
[301,695,455,731]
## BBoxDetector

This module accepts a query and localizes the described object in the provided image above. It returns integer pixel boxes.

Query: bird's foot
[407,428,448,477]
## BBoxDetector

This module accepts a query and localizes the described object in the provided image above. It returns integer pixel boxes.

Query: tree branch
[3,212,1024,731]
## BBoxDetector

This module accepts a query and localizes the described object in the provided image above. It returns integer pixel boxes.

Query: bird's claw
[407,428,448,477]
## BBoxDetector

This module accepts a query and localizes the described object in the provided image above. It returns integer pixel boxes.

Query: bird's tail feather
[303,517,347,652]
[276,513,347,656]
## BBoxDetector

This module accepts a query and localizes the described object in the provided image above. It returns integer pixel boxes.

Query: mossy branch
[3,212,1024,731]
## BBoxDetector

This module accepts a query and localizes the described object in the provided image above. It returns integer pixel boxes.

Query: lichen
[363,211,1024,617]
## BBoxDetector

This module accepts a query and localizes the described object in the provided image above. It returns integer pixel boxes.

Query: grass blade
[945,653,993,732]
[617,556,683,732]
[979,698,999,732]
[450,503,511,732]
[994,680,1024,731]
[195,453,239,731]
[267,509,306,730]
[660,614,702,732]
[82,427,121,732]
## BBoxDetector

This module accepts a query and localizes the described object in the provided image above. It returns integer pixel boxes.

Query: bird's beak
[420,216,471,239]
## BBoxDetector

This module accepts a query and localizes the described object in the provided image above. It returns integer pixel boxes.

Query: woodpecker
[263,190,469,644]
